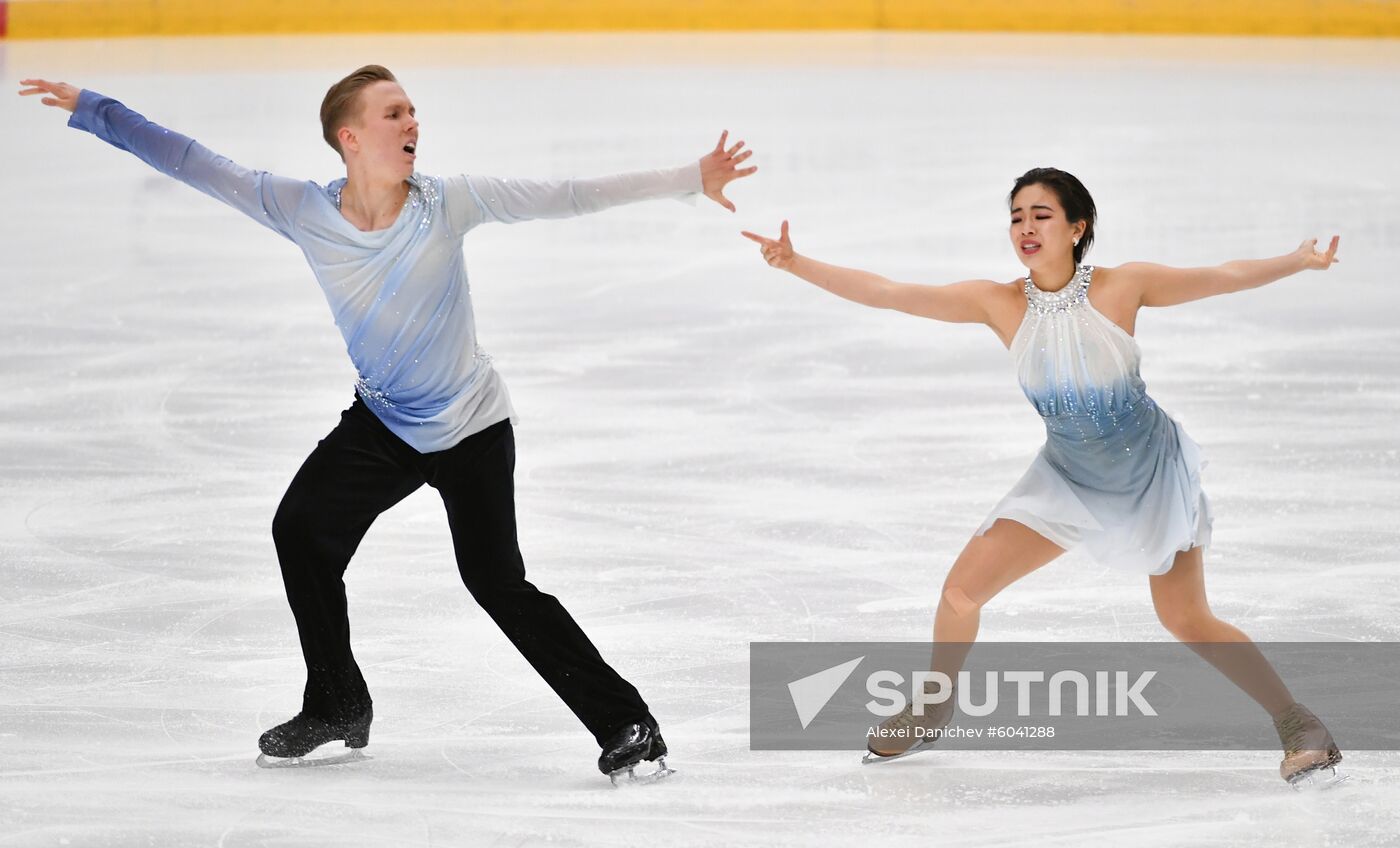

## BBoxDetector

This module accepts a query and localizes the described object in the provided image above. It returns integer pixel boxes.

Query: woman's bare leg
[1149,545,1294,716]
[868,518,1064,756]
[929,518,1067,682]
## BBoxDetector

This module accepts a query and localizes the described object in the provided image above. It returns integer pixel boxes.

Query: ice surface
[1,31,1398,847]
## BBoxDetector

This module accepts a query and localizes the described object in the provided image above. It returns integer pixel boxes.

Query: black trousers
[270,392,651,745]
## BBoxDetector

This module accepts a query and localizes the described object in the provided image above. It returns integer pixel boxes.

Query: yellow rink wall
[3,0,1399,39]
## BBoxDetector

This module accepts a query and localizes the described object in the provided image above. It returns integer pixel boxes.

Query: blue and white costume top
[67,89,703,453]
[975,265,1213,575]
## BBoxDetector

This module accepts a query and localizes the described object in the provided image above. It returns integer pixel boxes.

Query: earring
[1073,238,1080,246]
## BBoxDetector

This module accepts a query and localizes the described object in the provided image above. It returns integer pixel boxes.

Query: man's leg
[271,395,425,720]
[423,419,651,745]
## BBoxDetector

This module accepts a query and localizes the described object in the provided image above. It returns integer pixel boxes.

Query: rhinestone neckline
[1023,265,1093,315]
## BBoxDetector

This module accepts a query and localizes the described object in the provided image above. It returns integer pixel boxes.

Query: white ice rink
[2,30,1399,847]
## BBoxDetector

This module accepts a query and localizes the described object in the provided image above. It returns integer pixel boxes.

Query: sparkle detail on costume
[353,375,397,410]
[334,179,434,229]
[1022,265,1092,315]
[975,265,1214,575]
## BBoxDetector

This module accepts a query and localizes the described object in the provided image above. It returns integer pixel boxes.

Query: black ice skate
[255,706,373,769]
[598,716,673,786]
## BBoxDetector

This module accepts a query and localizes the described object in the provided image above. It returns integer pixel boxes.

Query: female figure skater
[741,168,1344,789]
[20,67,755,783]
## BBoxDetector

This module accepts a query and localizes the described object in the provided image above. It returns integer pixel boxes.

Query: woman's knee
[941,584,982,616]
[938,523,1061,616]
[1156,604,1217,642]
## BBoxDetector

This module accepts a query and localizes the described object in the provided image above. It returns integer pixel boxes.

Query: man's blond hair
[320,64,398,161]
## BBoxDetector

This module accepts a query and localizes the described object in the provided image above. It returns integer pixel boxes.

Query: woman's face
[1008,183,1084,273]
[340,80,419,179]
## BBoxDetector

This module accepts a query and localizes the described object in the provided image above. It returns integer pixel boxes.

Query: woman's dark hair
[1008,167,1097,264]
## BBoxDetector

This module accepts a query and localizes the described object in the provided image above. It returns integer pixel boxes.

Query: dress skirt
[975,394,1213,576]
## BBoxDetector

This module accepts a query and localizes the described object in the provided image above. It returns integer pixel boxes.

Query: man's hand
[699,130,756,213]
[18,79,80,112]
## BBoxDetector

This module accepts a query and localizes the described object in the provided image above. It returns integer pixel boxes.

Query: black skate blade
[861,739,937,766]
[256,747,371,769]
[609,757,675,787]
[1288,765,1350,792]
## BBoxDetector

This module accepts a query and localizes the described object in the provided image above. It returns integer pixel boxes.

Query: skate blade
[609,757,675,787]
[1288,765,1350,792]
[861,739,937,766]
[256,748,370,769]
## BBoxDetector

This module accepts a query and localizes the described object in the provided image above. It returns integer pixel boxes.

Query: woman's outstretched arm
[1119,237,1340,308]
[741,220,998,324]
[19,78,308,240]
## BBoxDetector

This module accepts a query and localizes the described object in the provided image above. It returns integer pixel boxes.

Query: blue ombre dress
[974,266,1213,576]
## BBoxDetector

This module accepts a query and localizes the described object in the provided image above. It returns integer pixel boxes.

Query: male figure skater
[19,66,755,782]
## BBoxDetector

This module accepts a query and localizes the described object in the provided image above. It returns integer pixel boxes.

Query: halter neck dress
[973,265,1213,575]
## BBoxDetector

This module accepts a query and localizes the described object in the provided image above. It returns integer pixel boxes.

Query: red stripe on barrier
[0,2,8,38]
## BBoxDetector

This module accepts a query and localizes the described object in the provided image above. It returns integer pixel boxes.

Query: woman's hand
[1296,235,1340,270]
[18,79,80,112]
[699,130,756,213]
[740,220,795,271]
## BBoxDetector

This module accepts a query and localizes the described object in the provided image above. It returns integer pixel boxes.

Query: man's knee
[272,491,350,564]
[457,560,520,601]
[271,494,309,546]
[461,577,536,621]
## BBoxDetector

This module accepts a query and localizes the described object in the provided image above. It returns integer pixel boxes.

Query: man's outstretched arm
[20,79,308,240]
[442,130,757,234]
